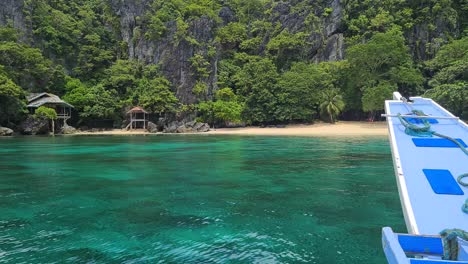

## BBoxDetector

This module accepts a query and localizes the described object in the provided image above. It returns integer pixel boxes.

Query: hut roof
[27,93,74,108]
[127,106,148,114]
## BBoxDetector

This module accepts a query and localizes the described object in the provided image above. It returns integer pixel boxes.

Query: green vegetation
[424,37,468,119]
[197,88,243,127]
[319,89,345,124]
[0,0,467,129]
[34,106,57,133]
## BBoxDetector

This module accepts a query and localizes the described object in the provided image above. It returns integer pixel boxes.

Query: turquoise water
[0,135,405,263]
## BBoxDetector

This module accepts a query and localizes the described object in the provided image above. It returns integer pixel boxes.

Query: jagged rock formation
[163,121,210,133]
[0,0,30,42]
[146,121,158,133]
[268,0,345,62]
[0,127,14,136]
[108,0,218,105]
[19,116,49,135]
[60,124,77,134]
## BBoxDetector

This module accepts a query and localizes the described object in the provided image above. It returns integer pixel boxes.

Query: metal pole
[381,114,459,120]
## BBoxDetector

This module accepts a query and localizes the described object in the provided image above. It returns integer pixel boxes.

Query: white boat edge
[382,92,468,264]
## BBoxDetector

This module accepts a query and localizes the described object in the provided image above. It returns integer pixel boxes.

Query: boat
[382,92,468,263]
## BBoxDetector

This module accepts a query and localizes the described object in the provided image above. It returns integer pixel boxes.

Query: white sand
[74,121,388,137]
[207,122,388,137]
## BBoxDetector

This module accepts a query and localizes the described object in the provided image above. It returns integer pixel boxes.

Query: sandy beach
[207,121,388,137]
[74,121,388,137]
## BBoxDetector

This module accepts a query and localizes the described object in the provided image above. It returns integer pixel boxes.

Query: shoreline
[73,121,388,137]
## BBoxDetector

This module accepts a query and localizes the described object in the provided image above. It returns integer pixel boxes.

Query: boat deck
[385,96,468,235]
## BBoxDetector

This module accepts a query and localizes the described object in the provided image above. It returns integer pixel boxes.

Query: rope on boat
[397,110,468,214]
[457,173,468,187]
[463,198,468,214]
[397,110,433,137]
[397,109,468,259]
[440,229,468,260]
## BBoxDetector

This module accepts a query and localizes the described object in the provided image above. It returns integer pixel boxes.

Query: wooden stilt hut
[126,106,148,130]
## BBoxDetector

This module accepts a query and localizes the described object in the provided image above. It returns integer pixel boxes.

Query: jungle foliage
[0,0,467,128]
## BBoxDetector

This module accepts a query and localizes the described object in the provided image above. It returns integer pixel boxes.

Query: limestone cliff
[0,0,464,104]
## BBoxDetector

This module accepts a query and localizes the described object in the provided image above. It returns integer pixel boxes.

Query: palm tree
[319,89,345,124]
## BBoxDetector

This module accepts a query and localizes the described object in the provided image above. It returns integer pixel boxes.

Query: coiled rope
[440,229,468,260]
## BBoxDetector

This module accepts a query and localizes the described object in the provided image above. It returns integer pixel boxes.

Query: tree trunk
[51,119,55,135]
[329,113,334,124]
[368,111,375,122]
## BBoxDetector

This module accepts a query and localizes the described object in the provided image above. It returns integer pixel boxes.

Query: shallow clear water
[0,135,405,263]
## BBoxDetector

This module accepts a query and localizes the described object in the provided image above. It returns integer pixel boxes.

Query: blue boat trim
[423,169,464,195]
[412,138,468,148]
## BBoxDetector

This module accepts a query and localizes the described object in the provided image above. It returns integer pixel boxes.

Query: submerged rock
[0,127,13,136]
[147,121,158,133]
[19,116,49,135]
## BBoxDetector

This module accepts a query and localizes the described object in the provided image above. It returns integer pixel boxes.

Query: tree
[424,37,468,120]
[276,62,336,122]
[134,77,179,114]
[0,41,53,92]
[64,83,119,123]
[0,69,25,126]
[344,27,423,111]
[197,88,244,127]
[319,89,345,124]
[427,37,468,87]
[234,57,279,124]
[424,83,468,120]
[34,106,57,134]
[361,82,395,121]
[217,22,247,46]
[102,60,142,95]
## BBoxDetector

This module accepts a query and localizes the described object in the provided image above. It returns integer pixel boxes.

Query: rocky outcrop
[268,0,345,62]
[406,19,458,61]
[0,127,14,136]
[60,124,77,134]
[19,116,49,135]
[147,121,158,133]
[163,121,210,133]
[0,0,31,42]
[108,0,218,105]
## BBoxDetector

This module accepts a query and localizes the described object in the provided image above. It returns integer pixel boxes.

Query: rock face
[268,0,345,62]
[0,0,30,42]
[147,121,158,133]
[163,121,210,133]
[0,127,14,136]
[60,124,77,134]
[19,116,49,135]
[108,0,218,105]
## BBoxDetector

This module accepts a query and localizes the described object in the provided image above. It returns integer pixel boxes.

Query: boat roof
[385,94,468,235]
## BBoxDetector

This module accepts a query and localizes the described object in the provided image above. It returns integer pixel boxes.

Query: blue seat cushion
[423,169,464,195]
[406,117,439,124]
[398,234,443,255]
[413,138,467,148]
